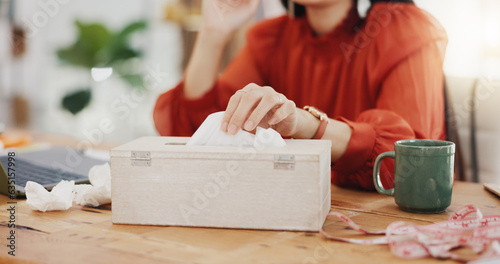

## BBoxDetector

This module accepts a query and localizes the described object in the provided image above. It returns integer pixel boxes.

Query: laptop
[0,147,108,198]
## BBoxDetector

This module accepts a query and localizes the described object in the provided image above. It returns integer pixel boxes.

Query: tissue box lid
[111,136,331,231]
[110,136,330,163]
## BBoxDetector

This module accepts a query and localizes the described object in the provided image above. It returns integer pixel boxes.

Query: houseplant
[57,20,147,114]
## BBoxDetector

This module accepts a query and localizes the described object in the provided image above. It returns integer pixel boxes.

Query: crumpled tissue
[25,162,111,212]
[73,162,111,207]
[25,180,75,212]
[187,111,286,147]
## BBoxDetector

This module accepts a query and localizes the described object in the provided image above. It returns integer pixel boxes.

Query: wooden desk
[1,181,499,263]
[1,129,121,150]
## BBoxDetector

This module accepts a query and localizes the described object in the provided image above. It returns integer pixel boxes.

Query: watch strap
[303,106,329,139]
[313,118,329,139]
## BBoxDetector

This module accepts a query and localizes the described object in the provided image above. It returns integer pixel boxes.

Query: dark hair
[280,0,415,18]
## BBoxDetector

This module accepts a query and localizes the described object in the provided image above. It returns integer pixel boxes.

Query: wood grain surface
[1,181,499,264]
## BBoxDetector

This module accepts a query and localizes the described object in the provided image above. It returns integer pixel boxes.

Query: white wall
[416,0,500,79]
[420,0,500,184]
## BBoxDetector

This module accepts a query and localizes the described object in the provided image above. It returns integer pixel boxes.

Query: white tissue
[25,180,75,212]
[187,112,286,147]
[25,162,112,212]
[73,163,111,207]
[254,127,286,148]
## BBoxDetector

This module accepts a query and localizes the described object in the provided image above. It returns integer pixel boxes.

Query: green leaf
[57,45,94,68]
[120,74,144,88]
[75,20,112,56]
[62,89,92,115]
[57,21,113,68]
[108,48,141,65]
[117,21,147,39]
[108,20,147,65]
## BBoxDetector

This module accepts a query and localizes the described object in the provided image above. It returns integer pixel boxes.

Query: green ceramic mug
[373,139,455,213]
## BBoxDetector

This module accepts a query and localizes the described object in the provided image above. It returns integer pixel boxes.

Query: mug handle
[373,151,395,196]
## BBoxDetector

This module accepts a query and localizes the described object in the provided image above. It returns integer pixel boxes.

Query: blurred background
[0,0,499,182]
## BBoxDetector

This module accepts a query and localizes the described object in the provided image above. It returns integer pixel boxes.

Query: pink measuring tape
[320,205,500,262]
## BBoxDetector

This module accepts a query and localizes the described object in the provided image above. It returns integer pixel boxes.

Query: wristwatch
[303,106,330,139]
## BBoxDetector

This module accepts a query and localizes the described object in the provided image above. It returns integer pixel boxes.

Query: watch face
[311,109,321,119]
[305,106,320,118]
[304,106,329,122]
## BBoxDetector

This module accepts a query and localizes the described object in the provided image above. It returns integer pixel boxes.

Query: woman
[153,0,447,190]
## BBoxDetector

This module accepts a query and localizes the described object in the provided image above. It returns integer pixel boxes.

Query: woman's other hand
[185,0,261,99]
[202,0,262,37]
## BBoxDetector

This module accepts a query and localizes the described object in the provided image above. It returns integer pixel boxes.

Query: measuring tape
[320,205,500,262]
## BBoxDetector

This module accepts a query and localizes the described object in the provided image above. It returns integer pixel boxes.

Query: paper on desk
[73,162,111,207]
[25,162,112,212]
[187,111,286,147]
[25,180,75,212]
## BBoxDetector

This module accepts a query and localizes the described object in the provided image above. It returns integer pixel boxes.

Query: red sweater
[153,3,448,190]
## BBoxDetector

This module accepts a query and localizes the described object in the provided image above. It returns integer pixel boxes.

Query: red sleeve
[332,41,446,190]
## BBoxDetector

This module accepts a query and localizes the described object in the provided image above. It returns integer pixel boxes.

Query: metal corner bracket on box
[131,151,151,166]
[274,154,295,170]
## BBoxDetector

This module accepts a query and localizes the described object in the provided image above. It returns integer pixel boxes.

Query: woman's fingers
[204,0,262,35]
[244,93,286,130]
[221,90,243,132]
[268,97,296,125]
[221,84,262,134]
[228,92,263,134]
[222,84,294,135]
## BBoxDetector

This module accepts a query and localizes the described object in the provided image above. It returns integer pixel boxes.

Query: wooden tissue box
[110,136,331,231]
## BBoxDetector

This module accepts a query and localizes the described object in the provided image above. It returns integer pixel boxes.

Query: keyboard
[0,156,87,188]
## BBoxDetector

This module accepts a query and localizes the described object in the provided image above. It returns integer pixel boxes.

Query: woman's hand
[221,83,353,162]
[221,83,305,137]
[202,0,262,37]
